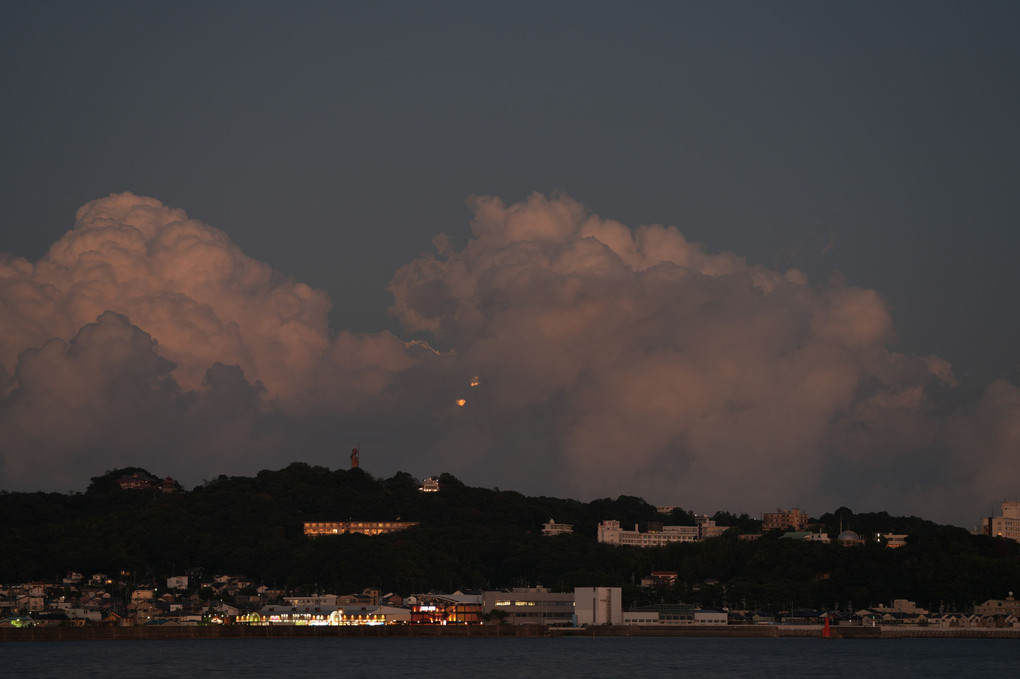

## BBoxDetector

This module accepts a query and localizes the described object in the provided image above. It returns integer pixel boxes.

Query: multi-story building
[762,507,808,532]
[974,594,1020,617]
[597,519,726,546]
[303,521,418,536]
[574,587,622,626]
[541,518,574,536]
[482,587,575,625]
[979,502,1020,542]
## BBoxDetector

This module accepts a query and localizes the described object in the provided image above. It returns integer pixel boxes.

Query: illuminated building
[410,591,483,624]
[303,521,418,536]
[979,502,1020,542]
[251,603,411,625]
[420,477,440,492]
[482,587,575,625]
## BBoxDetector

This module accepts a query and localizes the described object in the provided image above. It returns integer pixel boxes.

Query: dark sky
[1,1,1018,525]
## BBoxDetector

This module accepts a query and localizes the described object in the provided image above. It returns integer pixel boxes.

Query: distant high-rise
[980,501,1020,542]
[762,507,808,532]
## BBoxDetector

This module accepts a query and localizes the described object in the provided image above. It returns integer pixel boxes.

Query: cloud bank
[0,192,1014,524]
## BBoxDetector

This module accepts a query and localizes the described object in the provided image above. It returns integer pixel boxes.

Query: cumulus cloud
[0,193,419,488]
[0,191,1013,524]
[389,193,964,514]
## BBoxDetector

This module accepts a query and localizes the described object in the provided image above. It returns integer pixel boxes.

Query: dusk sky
[1,1,1018,526]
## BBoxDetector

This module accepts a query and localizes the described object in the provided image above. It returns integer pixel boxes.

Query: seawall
[3,624,1019,642]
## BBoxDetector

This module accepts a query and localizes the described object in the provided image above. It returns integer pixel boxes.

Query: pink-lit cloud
[0,191,1013,524]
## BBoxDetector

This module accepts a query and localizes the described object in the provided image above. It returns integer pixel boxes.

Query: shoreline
[3,624,1020,642]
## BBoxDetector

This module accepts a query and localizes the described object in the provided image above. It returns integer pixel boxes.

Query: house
[167,576,189,590]
[640,571,678,588]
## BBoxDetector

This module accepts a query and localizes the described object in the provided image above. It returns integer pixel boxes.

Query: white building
[694,609,728,625]
[979,502,1020,542]
[541,518,574,536]
[598,519,722,546]
[574,587,622,626]
[166,576,189,590]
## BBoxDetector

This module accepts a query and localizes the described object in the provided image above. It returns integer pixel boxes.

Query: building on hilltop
[640,571,678,588]
[597,519,727,546]
[978,501,1020,542]
[780,531,831,543]
[541,518,574,536]
[115,471,181,492]
[762,507,808,532]
[419,477,440,492]
[303,521,418,537]
[876,533,908,548]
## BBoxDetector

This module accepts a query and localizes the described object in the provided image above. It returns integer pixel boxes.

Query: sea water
[4,636,1019,678]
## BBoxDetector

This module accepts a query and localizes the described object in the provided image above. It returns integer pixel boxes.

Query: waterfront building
[253,603,410,625]
[974,594,1020,617]
[626,603,696,624]
[574,587,622,626]
[303,521,418,536]
[482,587,574,626]
[694,609,728,625]
[409,591,483,624]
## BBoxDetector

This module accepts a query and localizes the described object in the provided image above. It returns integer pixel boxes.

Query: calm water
[4,637,1019,678]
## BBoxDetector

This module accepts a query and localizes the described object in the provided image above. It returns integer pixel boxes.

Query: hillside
[2,463,1017,610]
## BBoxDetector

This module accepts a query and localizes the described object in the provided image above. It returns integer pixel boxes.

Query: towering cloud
[0,192,1012,523]
[0,193,416,489]
[389,193,958,511]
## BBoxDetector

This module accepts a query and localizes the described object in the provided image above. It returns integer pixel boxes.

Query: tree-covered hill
[1,464,1017,611]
